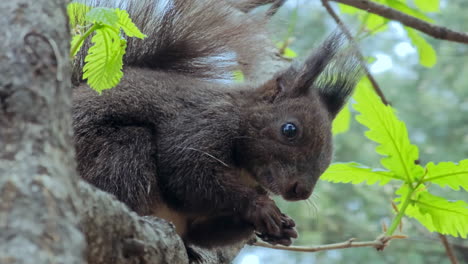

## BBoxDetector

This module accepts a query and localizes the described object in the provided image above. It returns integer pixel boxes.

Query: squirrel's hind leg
[185,215,254,249]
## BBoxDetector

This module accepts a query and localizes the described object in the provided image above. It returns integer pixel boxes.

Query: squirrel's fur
[72,0,361,252]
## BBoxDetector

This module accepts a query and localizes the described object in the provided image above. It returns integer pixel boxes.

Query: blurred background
[234,0,468,263]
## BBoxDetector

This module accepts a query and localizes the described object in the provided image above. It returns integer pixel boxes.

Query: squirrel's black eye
[281,123,297,139]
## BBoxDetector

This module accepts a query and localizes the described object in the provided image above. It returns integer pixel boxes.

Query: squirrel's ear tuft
[292,32,361,116]
[257,32,362,108]
[285,33,346,98]
[315,48,361,117]
[255,33,344,102]
[313,44,363,117]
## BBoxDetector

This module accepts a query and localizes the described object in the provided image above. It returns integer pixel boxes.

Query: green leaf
[115,8,147,39]
[283,47,297,59]
[364,14,388,34]
[233,70,245,83]
[276,42,297,59]
[67,2,92,28]
[424,160,468,191]
[405,27,437,68]
[85,7,119,27]
[83,26,126,93]
[396,185,468,238]
[332,103,351,135]
[384,0,433,23]
[321,162,402,185]
[415,0,440,12]
[366,56,377,64]
[338,3,359,14]
[353,77,424,183]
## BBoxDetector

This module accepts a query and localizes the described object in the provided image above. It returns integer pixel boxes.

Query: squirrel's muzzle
[283,180,313,201]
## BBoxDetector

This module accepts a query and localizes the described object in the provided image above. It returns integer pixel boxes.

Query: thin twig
[321,0,390,105]
[438,233,459,264]
[331,0,468,44]
[254,235,406,253]
[278,38,293,56]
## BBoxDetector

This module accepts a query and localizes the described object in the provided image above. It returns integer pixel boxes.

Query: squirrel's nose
[285,181,312,201]
[293,182,310,198]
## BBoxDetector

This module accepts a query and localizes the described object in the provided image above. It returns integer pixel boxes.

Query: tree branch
[321,0,390,105]
[77,182,187,264]
[438,234,459,264]
[254,235,406,253]
[266,0,287,17]
[331,0,468,44]
[78,181,244,264]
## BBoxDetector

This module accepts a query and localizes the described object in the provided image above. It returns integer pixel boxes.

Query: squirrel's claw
[256,212,298,246]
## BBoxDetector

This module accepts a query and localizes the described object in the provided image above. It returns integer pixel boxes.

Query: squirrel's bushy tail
[72,0,268,84]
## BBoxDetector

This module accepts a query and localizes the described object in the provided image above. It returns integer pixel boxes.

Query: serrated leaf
[115,8,146,39]
[424,160,468,191]
[86,7,119,27]
[396,185,468,238]
[405,27,437,68]
[321,162,402,185]
[394,184,416,204]
[415,0,439,12]
[71,34,84,56]
[83,27,125,93]
[68,2,92,28]
[332,103,351,135]
[353,77,424,183]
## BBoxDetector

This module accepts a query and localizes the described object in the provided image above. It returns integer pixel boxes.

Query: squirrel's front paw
[244,196,283,237]
[257,213,297,246]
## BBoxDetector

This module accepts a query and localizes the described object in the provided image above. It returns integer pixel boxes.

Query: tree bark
[0,0,85,263]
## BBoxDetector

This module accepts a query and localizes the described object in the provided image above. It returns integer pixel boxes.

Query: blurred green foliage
[235,0,468,263]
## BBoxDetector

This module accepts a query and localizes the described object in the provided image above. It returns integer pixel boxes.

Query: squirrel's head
[236,34,361,201]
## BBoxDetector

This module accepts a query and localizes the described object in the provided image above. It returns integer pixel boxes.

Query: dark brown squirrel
[72,0,361,251]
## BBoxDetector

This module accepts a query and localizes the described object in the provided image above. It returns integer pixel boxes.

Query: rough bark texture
[78,182,245,264]
[77,182,187,264]
[0,1,288,264]
[0,0,85,263]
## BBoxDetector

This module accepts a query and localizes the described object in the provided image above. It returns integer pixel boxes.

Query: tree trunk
[0,0,85,263]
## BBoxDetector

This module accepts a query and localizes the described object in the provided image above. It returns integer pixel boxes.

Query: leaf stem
[385,186,414,236]
[70,23,100,59]
[386,170,430,235]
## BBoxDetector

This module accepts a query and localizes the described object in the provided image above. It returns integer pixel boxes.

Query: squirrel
[71,0,361,253]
